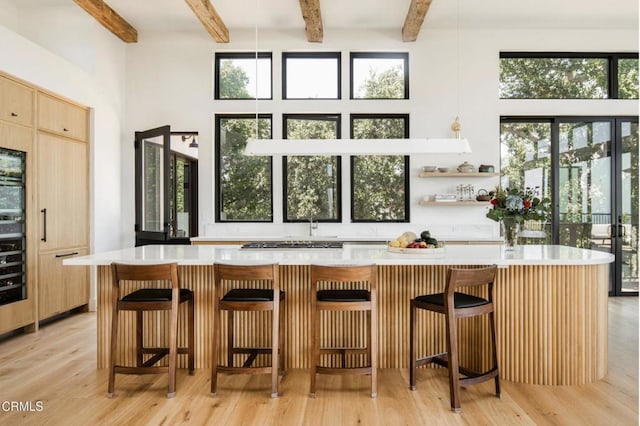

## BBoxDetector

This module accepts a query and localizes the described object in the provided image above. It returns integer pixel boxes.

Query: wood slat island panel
[96,263,608,385]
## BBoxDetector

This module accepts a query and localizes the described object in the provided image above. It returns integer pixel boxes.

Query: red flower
[523,200,531,208]
[490,198,499,205]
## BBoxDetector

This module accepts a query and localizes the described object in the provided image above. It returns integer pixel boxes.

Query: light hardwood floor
[0,298,637,425]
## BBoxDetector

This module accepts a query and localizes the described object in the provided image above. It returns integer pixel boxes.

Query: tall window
[215,114,272,222]
[350,52,409,99]
[214,52,272,99]
[283,114,341,222]
[282,52,341,99]
[500,52,638,99]
[500,119,553,243]
[351,114,409,222]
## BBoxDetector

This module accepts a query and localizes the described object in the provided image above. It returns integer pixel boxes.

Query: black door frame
[134,125,171,245]
[135,126,199,246]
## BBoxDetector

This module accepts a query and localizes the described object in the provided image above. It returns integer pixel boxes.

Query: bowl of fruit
[387,230,445,254]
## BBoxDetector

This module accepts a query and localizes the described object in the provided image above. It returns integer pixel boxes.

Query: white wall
[0,4,127,309]
[0,5,127,254]
[124,27,638,242]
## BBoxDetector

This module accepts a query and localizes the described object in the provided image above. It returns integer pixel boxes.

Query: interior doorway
[134,125,198,246]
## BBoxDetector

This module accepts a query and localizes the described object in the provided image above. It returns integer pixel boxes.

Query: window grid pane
[351,53,409,99]
[217,116,272,222]
[283,53,340,99]
[618,58,639,99]
[215,53,272,100]
[284,115,341,221]
[500,57,608,99]
[351,116,408,222]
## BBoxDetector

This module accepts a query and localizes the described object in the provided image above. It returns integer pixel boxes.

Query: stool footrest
[114,365,169,375]
[316,366,372,375]
[459,368,499,386]
[216,366,273,375]
[141,350,169,367]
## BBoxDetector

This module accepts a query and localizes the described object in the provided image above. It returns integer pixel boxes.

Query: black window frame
[282,113,343,223]
[350,52,410,100]
[349,113,410,223]
[214,52,273,100]
[215,113,274,223]
[282,52,342,100]
[499,52,639,100]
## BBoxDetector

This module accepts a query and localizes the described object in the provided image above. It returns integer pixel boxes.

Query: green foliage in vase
[486,186,551,224]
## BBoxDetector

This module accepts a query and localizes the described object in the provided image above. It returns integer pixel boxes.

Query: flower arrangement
[486,186,551,224]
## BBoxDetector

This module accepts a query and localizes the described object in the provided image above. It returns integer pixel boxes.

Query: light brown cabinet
[0,71,90,331]
[38,92,88,141]
[37,91,89,322]
[0,76,34,128]
[38,248,89,319]
[37,133,89,251]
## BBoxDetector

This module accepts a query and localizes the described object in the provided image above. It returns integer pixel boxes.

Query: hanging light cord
[456,0,460,119]
[254,0,259,137]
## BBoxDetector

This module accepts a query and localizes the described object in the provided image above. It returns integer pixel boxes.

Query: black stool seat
[122,288,193,302]
[222,288,285,302]
[415,292,488,309]
[317,289,370,302]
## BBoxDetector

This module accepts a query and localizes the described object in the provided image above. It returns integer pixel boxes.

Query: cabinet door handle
[10,112,18,117]
[63,127,69,132]
[41,208,47,242]
[55,252,79,258]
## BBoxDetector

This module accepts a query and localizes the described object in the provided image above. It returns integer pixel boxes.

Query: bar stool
[309,264,377,398]
[409,265,500,413]
[211,263,284,398]
[108,262,195,398]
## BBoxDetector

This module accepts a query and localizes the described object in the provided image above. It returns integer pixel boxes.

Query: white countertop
[190,235,503,243]
[64,244,614,267]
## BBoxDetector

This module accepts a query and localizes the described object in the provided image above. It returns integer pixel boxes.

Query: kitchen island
[66,244,613,385]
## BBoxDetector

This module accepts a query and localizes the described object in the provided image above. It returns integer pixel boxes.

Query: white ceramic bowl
[422,166,437,172]
[438,167,450,173]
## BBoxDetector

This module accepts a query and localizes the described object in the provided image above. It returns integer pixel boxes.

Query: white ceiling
[12,0,640,35]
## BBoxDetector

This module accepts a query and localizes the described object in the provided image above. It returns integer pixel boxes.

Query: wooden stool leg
[445,310,461,413]
[279,296,285,376]
[107,304,119,398]
[309,299,318,398]
[136,311,143,367]
[211,294,220,396]
[188,297,195,375]
[271,297,280,398]
[227,310,234,367]
[370,305,377,398]
[167,300,179,398]
[490,310,501,398]
[409,301,417,390]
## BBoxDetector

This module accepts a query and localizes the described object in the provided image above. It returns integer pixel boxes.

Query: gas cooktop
[241,241,343,249]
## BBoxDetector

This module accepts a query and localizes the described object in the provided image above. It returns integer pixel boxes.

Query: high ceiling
[13,0,640,37]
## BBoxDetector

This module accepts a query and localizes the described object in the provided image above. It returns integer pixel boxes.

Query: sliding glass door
[618,120,638,294]
[501,116,638,296]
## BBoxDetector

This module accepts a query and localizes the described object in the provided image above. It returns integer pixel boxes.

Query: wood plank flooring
[0,298,636,425]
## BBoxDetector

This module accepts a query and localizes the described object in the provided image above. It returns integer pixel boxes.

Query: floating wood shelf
[418,172,500,177]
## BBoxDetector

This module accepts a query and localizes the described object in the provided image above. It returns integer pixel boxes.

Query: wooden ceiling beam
[299,0,323,43]
[402,0,433,42]
[73,0,137,43]
[184,0,229,43]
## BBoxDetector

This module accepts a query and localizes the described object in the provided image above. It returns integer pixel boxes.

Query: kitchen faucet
[309,214,318,237]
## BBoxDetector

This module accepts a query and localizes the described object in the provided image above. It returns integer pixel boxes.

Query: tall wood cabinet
[0,79,36,334]
[36,92,90,321]
[0,71,90,334]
